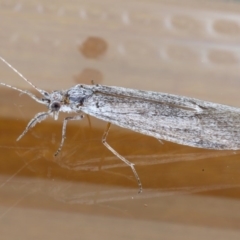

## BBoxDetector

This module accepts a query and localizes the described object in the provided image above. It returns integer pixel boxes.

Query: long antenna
[0,82,46,104]
[0,56,49,97]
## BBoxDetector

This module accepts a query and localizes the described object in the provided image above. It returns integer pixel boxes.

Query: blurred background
[1,0,240,239]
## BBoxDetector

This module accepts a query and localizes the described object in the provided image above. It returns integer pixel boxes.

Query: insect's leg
[86,114,92,131]
[17,112,50,141]
[158,139,164,144]
[91,80,99,87]
[54,115,84,156]
[102,122,142,193]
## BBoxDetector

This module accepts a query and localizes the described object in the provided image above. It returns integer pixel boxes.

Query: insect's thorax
[67,85,93,103]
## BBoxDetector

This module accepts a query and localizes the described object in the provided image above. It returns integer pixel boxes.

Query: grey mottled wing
[80,84,240,150]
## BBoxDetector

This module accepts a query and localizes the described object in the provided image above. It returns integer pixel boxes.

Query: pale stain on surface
[79,36,108,59]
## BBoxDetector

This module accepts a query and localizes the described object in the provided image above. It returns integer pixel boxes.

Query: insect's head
[41,90,68,120]
[0,55,73,121]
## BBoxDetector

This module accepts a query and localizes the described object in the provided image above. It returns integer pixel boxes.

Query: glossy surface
[1,0,240,239]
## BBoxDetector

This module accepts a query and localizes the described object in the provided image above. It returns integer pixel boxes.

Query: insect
[1,56,240,193]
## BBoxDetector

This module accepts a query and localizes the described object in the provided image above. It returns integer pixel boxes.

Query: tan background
[1,0,240,239]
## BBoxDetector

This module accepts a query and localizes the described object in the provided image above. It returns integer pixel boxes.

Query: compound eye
[50,101,61,111]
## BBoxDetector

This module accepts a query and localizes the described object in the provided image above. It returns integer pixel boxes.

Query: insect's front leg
[54,115,84,156]
[17,111,50,141]
[102,122,143,193]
